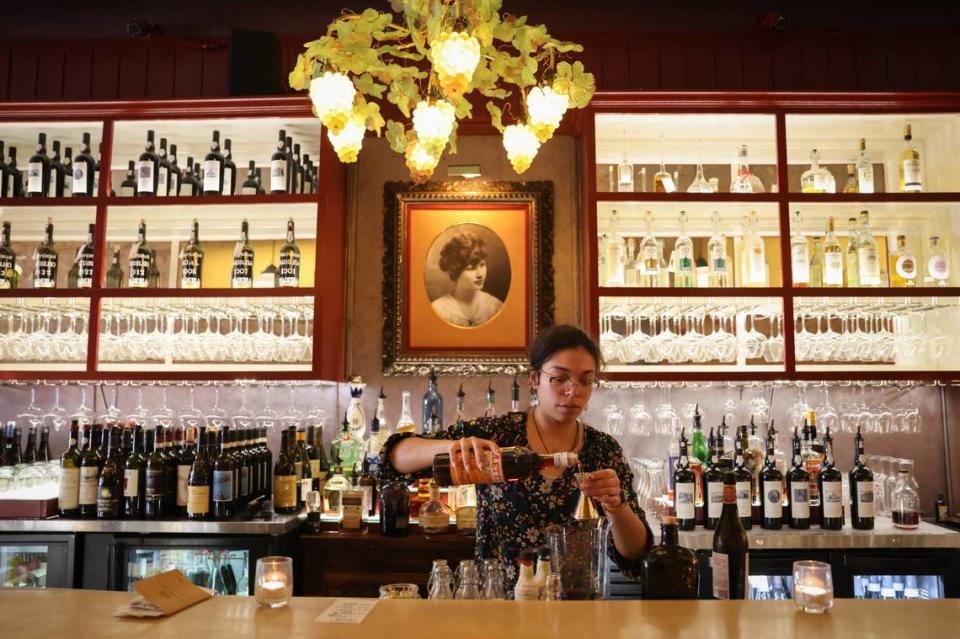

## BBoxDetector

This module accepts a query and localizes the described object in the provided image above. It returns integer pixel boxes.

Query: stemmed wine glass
[654,384,678,437]
[256,384,282,431]
[43,383,70,432]
[205,385,231,432]
[628,393,653,437]
[16,385,46,431]
[97,384,123,426]
[180,385,205,433]
[70,383,96,430]
[126,384,150,427]
[815,383,840,435]
[231,384,256,430]
[603,387,625,438]
[149,383,177,430]
[280,384,305,432]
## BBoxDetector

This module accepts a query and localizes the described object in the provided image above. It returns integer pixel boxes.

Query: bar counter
[2,588,958,639]
[0,513,304,535]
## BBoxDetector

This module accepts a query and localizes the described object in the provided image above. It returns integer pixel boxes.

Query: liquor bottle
[818,429,843,530]
[856,210,882,286]
[32,218,58,288]
[419,479,452,535]
[295,428,313,508]
[743,211,767,286]
[96,428,122,520]
[653,135,675,193]
[925,235,949,286]
[136,130,159,196]
[422,369,444,434]
[785,429,810,530]
[617,145,634,192]
[604,209,626,285]
[241,161,258,195]
[432,446,578,487]
[510,376,521,413]
[273,428,298,514]
[899,124,923,192]
[855,138,875,193]
[77,425,101,519]
[731,144,764,193]
[849,426,875,530]
[71,134,93,197]
[0,222,17,289]
[143,429,166,519]
[690,405,709,466]
[128,219,152,288]
[822,217,843,287]
[73,223,95,289]
[889,235,917,287]
[181,156,200,196]
[358,457,377,518]
[284,135,295,193]
[58,421,82,517]
[891,461,920,529]
[231,220,254,288]
[330,415,363,472]
[396,391,416,433]
[324,464,351,513]
[183,427,210,520]
[168,144,182,196]
[809,237,823,287]
[277,218,300,287]
[4,146,23,198]
[703,428,724,530]
[380,477,411,537]
[179,219,203,289]
[759,431,783,529]
[935,493,948,523]
[624,237,638,287]
[47,140,64,197]
[212,428,235,519]
[671,210,695,288]
[101,249,123,288]
[800,148,835,193]
[636,210,659,288]
[203,130,225,196]
[27,133,50,197]
[801,412,824,517]
[93,143,102,195]
[712,472,749,599]
[119,160,138,196]
[156,137,171,197]
[221,138,237,196]
[706,211,728,288]
[640,515,699,599]
[376,385,392,438]
[790,210,810,287]
[62,146,73,196]
[173,427,196,517]
[732,432,753,530]
[123,426,146,519]
[672,430,696,531]
[270,129,288,194]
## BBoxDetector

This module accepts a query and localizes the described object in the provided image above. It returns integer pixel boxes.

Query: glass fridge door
[853,574,945,600]
[124,547,250,596]
[1,545,51,589]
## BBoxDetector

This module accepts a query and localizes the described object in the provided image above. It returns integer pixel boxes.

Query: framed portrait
[382,180,555,376]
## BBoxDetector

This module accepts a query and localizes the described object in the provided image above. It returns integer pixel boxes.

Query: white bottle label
[605,239,625,285]
[707,482,724,519]
[792,243,810,283]
[712,551,730,599]
[270,160,286,192]
[177,465,191,507]
[6,174,14,196]
[736,481,752,518]
[222,167,233,195]
[157,166,169,197]
[813,173,829,192]
[748,245,766,284]
[896,255,917,280]
[856,481,875,518]
[661,175,676,193]
[187,485,210,515]
[822,481,843,518]
[123,468,140,497]
[858,165,874,193]
[63,171,72,196]
[763,481,783,519]
[203,160,220,193]
[903,159,922,189]
[137,160,155,193]
[790,482,810,519]
[48,172,58,197]
[170,172,180,196]
[640,245,659,275]
[675,482,695,520]
[928,255,949,281]
[858,246,881,285]
[824,253,844,286]
[120,185,135,197]
[78,466,99,505]
[27,162,43,193]
[241,186,257,195]
[58,467,81,509]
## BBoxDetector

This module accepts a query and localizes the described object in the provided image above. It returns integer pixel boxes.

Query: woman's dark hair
[438,231,487,281]
[528,324,604,372]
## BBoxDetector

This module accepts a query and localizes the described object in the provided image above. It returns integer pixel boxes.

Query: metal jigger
[573,472,600,521]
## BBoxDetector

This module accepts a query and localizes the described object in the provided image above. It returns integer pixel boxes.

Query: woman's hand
[447,437,500,484]
[579,469,625,511]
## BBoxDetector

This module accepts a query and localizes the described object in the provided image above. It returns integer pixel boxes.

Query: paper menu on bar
[315,598,379,624]
[132,569,213,616]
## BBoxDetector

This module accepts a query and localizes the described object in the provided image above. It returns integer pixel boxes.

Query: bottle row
[0,217,304,290]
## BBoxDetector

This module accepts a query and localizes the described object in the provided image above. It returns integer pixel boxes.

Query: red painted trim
[775,112,797,376]
[582,112,599,337]
[86,118,114,373]
[590,91,960,112]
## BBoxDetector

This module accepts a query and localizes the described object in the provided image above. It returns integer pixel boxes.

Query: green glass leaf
[486,102,504,133]
[353,72,387,99]
[386,120,409,154]
[553,60,596,109]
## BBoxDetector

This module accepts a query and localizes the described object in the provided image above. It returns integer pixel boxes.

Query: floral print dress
[378,411,653,586]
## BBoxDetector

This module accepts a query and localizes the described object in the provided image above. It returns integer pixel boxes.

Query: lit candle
[795,579,833,611]
[256,575,291,606]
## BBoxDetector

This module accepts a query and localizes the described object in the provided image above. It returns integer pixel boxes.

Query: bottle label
[858,165,874,193]
[792,243,810,283]
[824,253,843,286]
[928,255,949,280]
[858,246,881,285]
[35,254,58,287]
[822,481,843,518]
[78,467,99,505]
[77,253,94,288]
[145,468,164,498]
[278,253,300,287]
[275,474,297,508]
[157,166,168,196]
[48,172,58,197]
[674,482,695,520]
[813,173,829,192]
[790,482,810,519]
[180,255,202,288]
[203,160,220,193]
[239,466,250,499]
[660,174,676,193]
[232,254,253,287]
[242,186,257,195]
[748,246,766,284]
[804,460,821,503]
[896,255,917,280]
[0,253,15,288]
[270,160,286,192]
[419,511,449,530]
[736,481,752,518]
[170,172,179,196]
[176,465,190,507]
[456,506,478,531]
[121,185,135,197]
[707,482,724,519]
[763,482,783,519]
[187,485,210,515]
[309,460,321,478]
[712,551,730,599]
[123,468,140,497]
[856,481,875,518]
[341,500,363,529]
[938,504,948,521]
[97,486,119,515]
[27,162,43,193]
[129,254,151,288]
[903,159,922,189]
[222,167,233,195]
[58,467,81,509]
[447,450,505,485]
[137,160,155,193]
[213,470,234,502]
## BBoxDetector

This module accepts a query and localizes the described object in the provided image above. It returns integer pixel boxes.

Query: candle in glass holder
[255,556,293,608]
[793,560,833,614]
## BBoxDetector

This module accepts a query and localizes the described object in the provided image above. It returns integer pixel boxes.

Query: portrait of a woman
[428,228,507,328]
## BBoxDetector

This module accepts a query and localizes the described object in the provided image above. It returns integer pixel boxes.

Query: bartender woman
[379,324,652,584]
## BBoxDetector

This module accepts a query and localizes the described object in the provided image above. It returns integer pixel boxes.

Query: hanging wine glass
[180,385,205,433]
[69,383,96,430]
[231,383,256,430]
[603,387,625,438]
[205,384,231,432]
[149,383,177,430]
[43,383,70,432]
[280,384,305,432]
[815,383,840,435]
[126,384,150,427]
[628,396,653,437]
[256,383,282,431]
[16,385,46,431]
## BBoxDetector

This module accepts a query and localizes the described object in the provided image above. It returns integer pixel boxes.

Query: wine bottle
[136,130,159,196]
[284,135,295,194]
[222,138,237,196]
[61,146,73,196]
[5,146,23,198]
[296,427,312,508]
[181,156,200,196]
[640,515,699,599]
[672,429,697,531]
[211,428,235,519]
[156,137,171,197]
[273,428,298,514]
[785,428,810,530]
[143,428,165,519]
[432,446,577,487]
[175,427,197,516]
[187,427,212,521]
[732,431,753,530]
[270,129,287,194]
[96,428,122,520]
[168,144,182,196]
[22,427,37,463]
[58,421,82,518]
[241,161,258,195]
[277,218,300,287]
[39,426,52,462]
[818,428,843,530]
[105,249,124,288]
[849,425,875,530]
[119,160,138,197]
[128,219,152,288]
[231,219,254,288]
[301,154,312,193]
[260,427,273,500]
[161,427,179,517]
[291,142,301,194]
[77,425,101,520]
[703,428,724,530]
[32,217,58,289]
[72,133,96,197]
[27,132,50,197]
[47,140,63,197]
[0,222,16,289]
[0,141,8,198]
[123,426,146,519]
[76,223,95,288]
[179,219,203,289]
[712,473,749,600]
[379,477,411,537]
[203,130,224,196]
[759,429,783,530]
[93,143,102,195]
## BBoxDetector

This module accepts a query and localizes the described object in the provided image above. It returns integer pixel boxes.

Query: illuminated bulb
[309,71,356,135]
[502,124,541,174]
[430,31,481,101]
[412,99,456,153]
[327,113,365,163]
[405,139,441,183]
[527,85,570,143]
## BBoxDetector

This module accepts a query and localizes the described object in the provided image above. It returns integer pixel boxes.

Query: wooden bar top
[2,589,958,639]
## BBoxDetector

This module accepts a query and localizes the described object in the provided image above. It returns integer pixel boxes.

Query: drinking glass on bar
[255,556,293,608]
[793,560,833,614]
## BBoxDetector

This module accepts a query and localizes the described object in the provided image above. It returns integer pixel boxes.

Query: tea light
[255,556,293,608]
[793,561,833,614]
